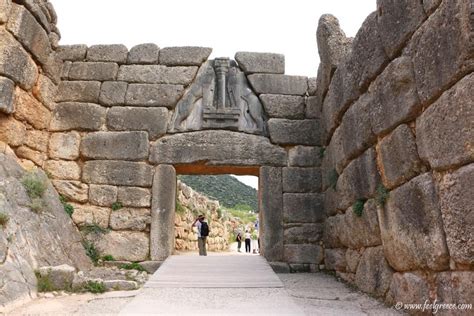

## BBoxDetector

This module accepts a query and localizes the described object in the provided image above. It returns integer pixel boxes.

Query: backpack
[200,222,209,237]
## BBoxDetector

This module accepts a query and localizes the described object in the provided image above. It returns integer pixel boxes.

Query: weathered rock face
[0,149,92,310]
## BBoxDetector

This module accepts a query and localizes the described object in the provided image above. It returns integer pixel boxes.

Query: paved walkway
[119,255,305,315]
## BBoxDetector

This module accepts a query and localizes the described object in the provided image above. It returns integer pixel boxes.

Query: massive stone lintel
[169,59,266,135]
[149,130,287,167]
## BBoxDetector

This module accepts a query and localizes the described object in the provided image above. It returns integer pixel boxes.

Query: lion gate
[45,46,323,272]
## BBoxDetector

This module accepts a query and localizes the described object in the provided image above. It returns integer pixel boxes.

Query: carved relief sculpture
[169,58,267,135]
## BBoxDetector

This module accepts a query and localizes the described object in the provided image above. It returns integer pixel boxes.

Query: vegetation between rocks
[35,271,54,292]
[375,184,389,206]
[111,201,123,211]
[352,199,366,217]
[22,172,48,213]
[0,212,9,228]
[120,262,146,272]
[83,241,100,264]
[59,195,74,217]
[83,280,106,294]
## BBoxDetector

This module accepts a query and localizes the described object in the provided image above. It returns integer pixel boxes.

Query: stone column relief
[151,165,176,261]
[169,58,267,135]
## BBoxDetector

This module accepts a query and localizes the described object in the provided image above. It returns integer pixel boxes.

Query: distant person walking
[236,232,242,252]
[245,230,251,253]
[192,215,209,256]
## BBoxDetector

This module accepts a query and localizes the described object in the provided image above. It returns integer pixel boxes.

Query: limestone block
[331,92,377,173]
[71,203,110,228]
[82,160,153,187]
[323,187,339,216]
[86,44,128,63]
[151,165,176,261]
[338,199,382,249]
[118,65,198,85]
[283,193,324,223]
[13,0,51,32]
[377,124,424,189]
[61,61,71,79]
[89,184,117,207]
[80,131,149,161]
[378,173,449,271]
[282,167,321,193]
[68,62,119,81]
[268,119,321,146]
[25,130,48,152]
[423,0,442,14]
[43,52,63,85]
[0,29,38,90]
[385,272,431,308]
[45,160,81,180]
[305,96,321,119]
[307,77,317,96]
[50,102,106,131]
[283,223,323,244]
[325,248,346,272]
[322,215,343,249]
[33,74,57,110]
[16,145,47,166]
[284,244,323,264]
[37,264,76,291]
[150,131,287,166]
[6,4,52,66]
[13,88,51,130]
[0,115,26,146]
[336,148,381,210]
[436,272,474,309]
[234,52,284,74]
[345,249,362,273]
[260,166,284,262]
[139,261,162,274]
[437,164,474,266]
[288,146,321,167]
[125,83,184,108]
[346,12,389,93]
[260,94,305,119]
[99,81,127,106]
[117,187,151,208]
[355,246,393,298]
[0,0,12,23]
[48,132,80,160]
[159,46,212,66]
[248,74,308,95]
[57,44,87,61]
[0,76,15,114]
[315,14,352,121]
[55,81,101,103]
[370,57,421,136]
[320,64,351,143]
[109,208,151,231]
[96,231,149,261]
[406,0,473,104]
[107,106,168,139]
[52,180,88,203]
[103,280,138,291]
[416,74,474,170]
[128,43,159,64]
[377,0,426,58]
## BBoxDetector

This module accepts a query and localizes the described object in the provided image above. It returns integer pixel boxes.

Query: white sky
[51,0,375,189]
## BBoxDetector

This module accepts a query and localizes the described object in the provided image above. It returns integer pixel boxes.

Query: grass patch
[328,169,339,190]
[59,195,74,217]
[83,241,100,264]
[83,280,106,294]
[352,199,366,217]
[35,271,54,292]
[0,212,9,228]
[102,254,115,261]
[21,172,46,199]
[30,197,46,213]
[376,184,389,206]
[175,199,186,214]
[120,262,146,272]
[111,201,123,211]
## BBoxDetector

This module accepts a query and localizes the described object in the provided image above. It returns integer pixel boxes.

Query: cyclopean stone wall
[318,0,473,310]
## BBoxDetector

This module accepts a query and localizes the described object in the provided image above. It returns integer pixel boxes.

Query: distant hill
[178,175,258,211]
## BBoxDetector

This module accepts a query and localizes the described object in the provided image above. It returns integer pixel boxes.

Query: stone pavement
[119,255,304,315]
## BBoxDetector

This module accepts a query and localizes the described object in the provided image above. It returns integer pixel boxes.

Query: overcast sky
[50,0,375,189]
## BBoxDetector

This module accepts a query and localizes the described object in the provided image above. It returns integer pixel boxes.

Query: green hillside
[178,175,258,211]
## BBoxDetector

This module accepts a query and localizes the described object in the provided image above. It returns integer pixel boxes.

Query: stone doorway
[150,163,284,264]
